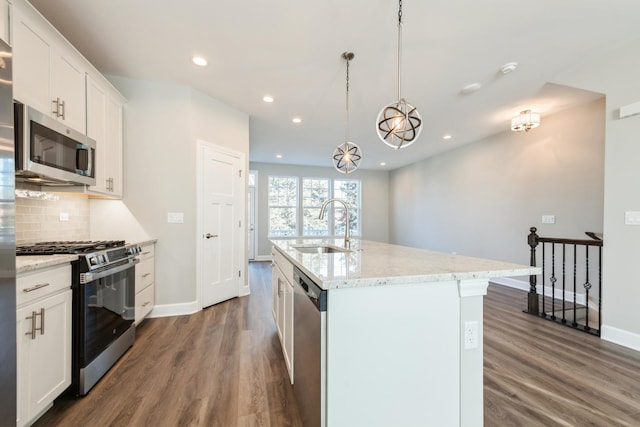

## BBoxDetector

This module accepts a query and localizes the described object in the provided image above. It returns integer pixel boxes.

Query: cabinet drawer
[17,265,72,307]
[138,245,154,261]
[135,284,154,325]
[272,247,294,284]
[135,257,154,293]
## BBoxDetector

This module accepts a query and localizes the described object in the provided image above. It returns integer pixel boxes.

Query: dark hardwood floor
[35,262,640,426]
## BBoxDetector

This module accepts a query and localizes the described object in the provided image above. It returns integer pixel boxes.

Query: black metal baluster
[542,242,546,316]
[527,227,539,315]
[584,245,591,332]
[561,243,566,324]
[598,246,602,336]
[550,243,556,320]
[573,244,578,327]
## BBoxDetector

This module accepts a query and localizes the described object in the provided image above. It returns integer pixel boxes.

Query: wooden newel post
[527,227,539,314]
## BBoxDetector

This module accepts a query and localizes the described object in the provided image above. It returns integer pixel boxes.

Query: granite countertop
[271,238,540,290]
[17,254,78,274]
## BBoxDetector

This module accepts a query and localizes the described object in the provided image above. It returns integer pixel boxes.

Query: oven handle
[80,258,139,283]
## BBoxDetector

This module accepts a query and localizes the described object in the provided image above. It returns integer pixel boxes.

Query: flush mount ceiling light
[333,52,362,174]
[292,117,302,124]
[376,0,423,150]
[192,56,207,67]
[511,109,541,132]
[263,95,274,103]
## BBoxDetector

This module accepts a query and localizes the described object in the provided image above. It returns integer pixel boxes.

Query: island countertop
[270,238,540,290]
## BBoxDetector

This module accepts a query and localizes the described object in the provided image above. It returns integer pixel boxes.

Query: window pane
[268,176,297,237]
[269,207,297,236]
[334,179,361,237]
[303,178,329,236]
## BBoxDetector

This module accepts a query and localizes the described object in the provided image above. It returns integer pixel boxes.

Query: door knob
[205,233,218,239]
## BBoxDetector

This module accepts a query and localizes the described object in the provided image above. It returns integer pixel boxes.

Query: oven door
[77,260,136,367]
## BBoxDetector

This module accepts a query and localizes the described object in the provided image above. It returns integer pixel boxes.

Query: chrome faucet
[319,198,351,249]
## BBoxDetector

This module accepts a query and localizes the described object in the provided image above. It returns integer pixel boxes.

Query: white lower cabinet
[271,247,294,383]
[135,243,155,325]
[16,265,72,427]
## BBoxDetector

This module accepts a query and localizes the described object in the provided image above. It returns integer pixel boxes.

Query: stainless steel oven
[72,243,141,395]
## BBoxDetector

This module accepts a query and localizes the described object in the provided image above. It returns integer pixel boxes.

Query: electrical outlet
[59,212,69,222]
[541,215,555,224]
[464,321,479,350]
[167,212,184,224]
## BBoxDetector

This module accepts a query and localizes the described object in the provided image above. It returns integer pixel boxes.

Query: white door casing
[197,141,246,309]
[248,186,256,260]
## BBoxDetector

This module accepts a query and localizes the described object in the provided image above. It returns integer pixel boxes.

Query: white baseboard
[601,325,640,352]
[252,255,272,262]
[490,277,587,305]
[149,301,200,319]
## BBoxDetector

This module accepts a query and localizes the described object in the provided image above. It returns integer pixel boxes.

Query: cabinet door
[284,278,294,382]
[51,49,86,133]
[16,290,72,427]
[105,95,124,196]
[271,262,278,322]
[86,73,108,193]
[13,6,52,114]
[0,0,10,45]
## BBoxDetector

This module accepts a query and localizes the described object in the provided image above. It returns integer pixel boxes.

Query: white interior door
[248,186,256,260]
[200,143,245,308]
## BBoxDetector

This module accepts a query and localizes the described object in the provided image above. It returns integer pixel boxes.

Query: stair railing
[526,227,603,336]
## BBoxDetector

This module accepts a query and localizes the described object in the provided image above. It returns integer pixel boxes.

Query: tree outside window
[302,178,330,236]
[334,179,360,237]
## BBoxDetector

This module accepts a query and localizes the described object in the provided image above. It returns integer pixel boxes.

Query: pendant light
[376,0,423,150]
[333,51,362,174]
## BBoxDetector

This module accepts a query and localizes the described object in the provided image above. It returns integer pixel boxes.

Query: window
[268,176,298,237]
[268,175,362,238]
[302,178,330,236]
[334,179,361,237]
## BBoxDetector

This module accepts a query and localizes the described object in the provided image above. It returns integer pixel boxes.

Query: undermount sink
[292,244,351,254]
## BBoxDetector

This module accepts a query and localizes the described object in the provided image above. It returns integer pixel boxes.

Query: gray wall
[95,76,249,306]
[250,162,390,258]
[552,38,640,347]
[389,98,605,267]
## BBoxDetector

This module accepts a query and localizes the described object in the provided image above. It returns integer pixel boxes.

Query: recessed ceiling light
[460,83,482,95]
[276,154,283,159]
[443,134,452,140]
[192,56,207,67]
[292,117,302,124]
[263,95,274,103]
[380,162,387,166]
[500,62,518,74]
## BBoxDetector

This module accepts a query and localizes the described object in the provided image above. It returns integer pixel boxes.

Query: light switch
[167,212,184,224]
[541,215,555,224]
[625,211,640,225]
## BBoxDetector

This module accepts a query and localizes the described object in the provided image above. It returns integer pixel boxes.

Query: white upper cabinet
[13,0,87,133]
[86,71,124,197]
[0,0,11,45]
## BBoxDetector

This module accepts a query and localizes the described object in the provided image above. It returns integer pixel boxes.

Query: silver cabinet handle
[52,97,61,117]
[23,283,50,293]
[60,99,66,120]
[205,233,218,239]
[36,308,44,336]
[141,251,151,256]
[142,301,151,307]
[26,311,37,340]
[142,273,151,278]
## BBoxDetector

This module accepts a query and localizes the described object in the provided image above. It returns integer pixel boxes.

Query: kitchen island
[270,238,539,427]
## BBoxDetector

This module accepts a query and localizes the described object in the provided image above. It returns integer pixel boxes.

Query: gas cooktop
[16,240,126,256]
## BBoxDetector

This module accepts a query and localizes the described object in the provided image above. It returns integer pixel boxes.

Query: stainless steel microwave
[14,102,96,186]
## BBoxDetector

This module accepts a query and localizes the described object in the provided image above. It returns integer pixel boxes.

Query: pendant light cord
[345,56,350,142]
[397,0,403,100]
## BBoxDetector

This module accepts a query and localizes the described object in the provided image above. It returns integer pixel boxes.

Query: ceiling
[28,0,639,171]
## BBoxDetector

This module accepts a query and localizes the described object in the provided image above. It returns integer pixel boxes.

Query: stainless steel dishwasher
[293,267,327,427]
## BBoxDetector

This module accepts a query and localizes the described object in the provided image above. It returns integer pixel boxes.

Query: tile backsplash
[16,194,90,244]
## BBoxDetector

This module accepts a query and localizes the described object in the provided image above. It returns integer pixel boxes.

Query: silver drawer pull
[23,283,50,293]
[141,251,151,255]
[142,301,151,307]
[142,273,151,278]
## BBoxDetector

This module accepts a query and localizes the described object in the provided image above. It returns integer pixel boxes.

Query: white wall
[92,76,249,308]
[390,98,605,268]
[250,162,390,258]
[552,39,640,350]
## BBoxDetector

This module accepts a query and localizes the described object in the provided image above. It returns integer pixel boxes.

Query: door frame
[196,140,248,310]
[248,170,258,260]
